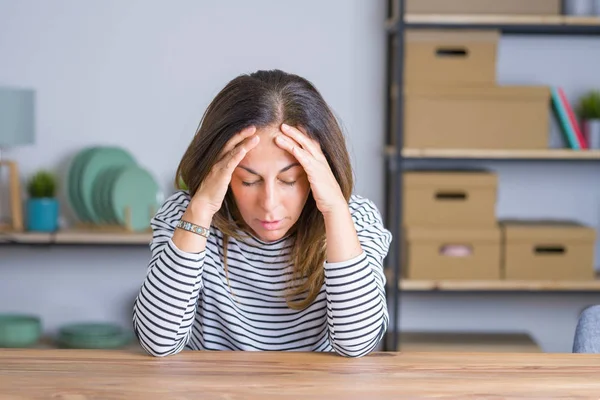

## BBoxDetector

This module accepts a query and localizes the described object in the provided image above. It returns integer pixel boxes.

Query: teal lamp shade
[0,87,35,147]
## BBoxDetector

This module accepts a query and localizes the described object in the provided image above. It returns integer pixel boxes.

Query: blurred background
[1,0,600,354]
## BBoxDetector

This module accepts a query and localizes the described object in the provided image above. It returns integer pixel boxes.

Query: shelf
[386,147,600,160]
[405,14,600,26]
[382,4,600,352]
[398,332,541,353]
[0,230,152,246]
[395,276,600,292]
[395,14,600,35]
[35,336,145,353]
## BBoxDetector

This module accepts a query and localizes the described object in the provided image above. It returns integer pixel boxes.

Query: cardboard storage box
[405,30,498,87]
[403,226,501,280]
[404,85,550,149]
[405,0,561,15]
[501,220,596,281]
[403,170,497,227]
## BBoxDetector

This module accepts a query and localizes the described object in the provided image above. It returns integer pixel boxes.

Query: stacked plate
[67,146,164,231]
[0,314,42,348]
[56,323,133,349]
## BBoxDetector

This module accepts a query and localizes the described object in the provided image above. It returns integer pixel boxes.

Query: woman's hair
[175,69,354,310]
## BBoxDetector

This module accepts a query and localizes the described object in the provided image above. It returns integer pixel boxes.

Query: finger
[218,126,257,159]
[220,135,260,173]
[274,133,299,154]
[280,124,322,158]
[219,126,256,159]
[275,134,312,170]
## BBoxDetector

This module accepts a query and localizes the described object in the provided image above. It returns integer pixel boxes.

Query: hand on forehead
[241,125,300,172]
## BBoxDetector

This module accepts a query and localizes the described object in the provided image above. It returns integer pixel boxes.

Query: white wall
[1,1,600,353]
[0,0,386,213]
[0,0,388,335]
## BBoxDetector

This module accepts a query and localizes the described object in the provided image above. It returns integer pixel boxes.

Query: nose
[259,181,279,214]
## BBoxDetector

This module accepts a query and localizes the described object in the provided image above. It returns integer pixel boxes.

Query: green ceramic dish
[67,147,97,223]
[79,147,136,224]
[91,166,123,224]
[57,323,132,349]
[59,322,122,338]
[102,166,128,224]
[0,314,42,348]
[111,166,162,231]
[57,333,133,349]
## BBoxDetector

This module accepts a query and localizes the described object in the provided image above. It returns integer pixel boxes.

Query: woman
[573,305,600,353]
[132,69,392,358]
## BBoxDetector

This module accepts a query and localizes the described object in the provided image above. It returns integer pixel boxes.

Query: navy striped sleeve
[132,191,206,357]
[324,195,392,357]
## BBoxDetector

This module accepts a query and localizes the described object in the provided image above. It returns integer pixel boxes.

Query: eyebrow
[237,163,301,176]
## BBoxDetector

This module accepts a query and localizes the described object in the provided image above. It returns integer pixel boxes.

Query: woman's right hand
[190,126,260,218]
[173,126,259,253]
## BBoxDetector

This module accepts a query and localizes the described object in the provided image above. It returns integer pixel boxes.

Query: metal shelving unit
[383,0,600,352]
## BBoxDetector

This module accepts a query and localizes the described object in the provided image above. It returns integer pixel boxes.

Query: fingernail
[281,123,289,130]
[276,135,287,143]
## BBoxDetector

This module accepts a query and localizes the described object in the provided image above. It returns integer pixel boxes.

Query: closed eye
[242,180,296,187]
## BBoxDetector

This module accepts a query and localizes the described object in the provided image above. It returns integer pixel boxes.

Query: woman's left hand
[275,124,346,215]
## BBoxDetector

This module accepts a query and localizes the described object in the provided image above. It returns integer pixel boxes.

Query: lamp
[0,86,35,232]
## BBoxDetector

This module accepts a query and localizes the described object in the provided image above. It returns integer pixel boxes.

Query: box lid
[501,219,596,242]
[406,29,500,44]
[405,85,550,100]
[404,170,497,188]
[406,226,500,242]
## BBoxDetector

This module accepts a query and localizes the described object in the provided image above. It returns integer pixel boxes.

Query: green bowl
[56,322,133,349]
[0,314,42,348]
[58,322,122,338]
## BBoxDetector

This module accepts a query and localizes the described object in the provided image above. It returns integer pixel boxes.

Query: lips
[259,219,282,230]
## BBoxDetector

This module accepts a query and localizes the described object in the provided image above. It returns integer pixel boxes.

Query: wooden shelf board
[404,14,600,26]
[0,229,152,246]
[385,269,600,292]
[400,148,600,160]
[395,277,600,292]
[399,332,541,353]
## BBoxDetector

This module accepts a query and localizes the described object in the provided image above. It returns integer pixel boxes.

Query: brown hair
[175,69,354,310]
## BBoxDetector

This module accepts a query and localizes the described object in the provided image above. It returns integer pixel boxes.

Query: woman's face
[230,125,311,242]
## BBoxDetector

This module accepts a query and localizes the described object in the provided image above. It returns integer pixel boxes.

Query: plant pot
[565,0,593,15]
[583,119,600,149]
[26,198,59,232]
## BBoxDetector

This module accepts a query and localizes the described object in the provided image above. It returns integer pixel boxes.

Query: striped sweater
[132,190,392,358]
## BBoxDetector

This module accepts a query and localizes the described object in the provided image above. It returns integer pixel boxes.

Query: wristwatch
[176,219,210,239]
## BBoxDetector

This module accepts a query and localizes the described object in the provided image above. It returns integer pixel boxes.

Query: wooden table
[1,349,600,399]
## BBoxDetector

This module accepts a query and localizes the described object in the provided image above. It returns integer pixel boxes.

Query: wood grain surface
[1,349,600,399]
[385,146,600,160]
[403,14,600,26]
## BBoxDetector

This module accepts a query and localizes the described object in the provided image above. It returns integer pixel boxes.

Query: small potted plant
[26,170,59,232]
[577,90,600,149]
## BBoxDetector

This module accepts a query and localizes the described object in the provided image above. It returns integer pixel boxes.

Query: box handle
[533,245,566,255]
[435,47,468,58]
[435,191,467,201]
[439,244,472,257]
